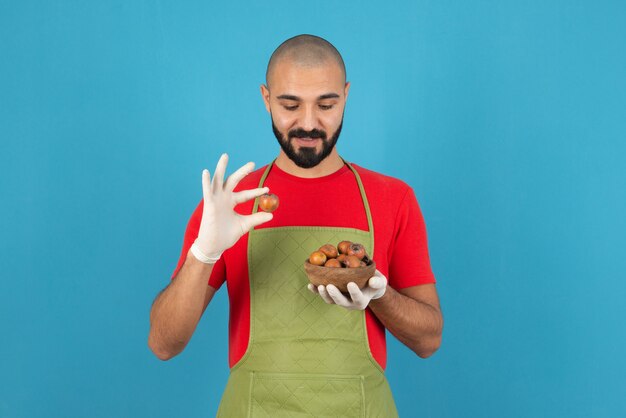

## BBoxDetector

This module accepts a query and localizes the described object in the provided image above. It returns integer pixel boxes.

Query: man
[148,34,443,417]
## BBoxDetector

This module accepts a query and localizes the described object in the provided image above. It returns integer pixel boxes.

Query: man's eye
[319,104,334,110]
[284,105,298,111]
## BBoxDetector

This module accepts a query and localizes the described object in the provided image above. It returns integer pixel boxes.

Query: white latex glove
[191,153,273,264]
[307,269,388,310]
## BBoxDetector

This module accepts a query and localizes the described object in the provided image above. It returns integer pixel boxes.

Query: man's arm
[309,275,443,358]
[368,283,443,358]
[148,250,217,360]
[147,154,272,361]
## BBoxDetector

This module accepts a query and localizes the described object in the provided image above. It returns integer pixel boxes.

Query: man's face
[261,60,350,168]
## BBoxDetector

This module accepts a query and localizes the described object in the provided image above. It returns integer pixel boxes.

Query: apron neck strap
[341,158,375,237]
[251,159,275,215]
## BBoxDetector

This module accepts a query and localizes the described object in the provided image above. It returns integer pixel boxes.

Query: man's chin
[294,157,320,168]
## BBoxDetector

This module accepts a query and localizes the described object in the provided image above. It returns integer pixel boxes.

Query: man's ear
[344,81,351,101]
[260,84,271,113]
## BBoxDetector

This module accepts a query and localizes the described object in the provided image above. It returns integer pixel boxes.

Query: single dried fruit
[318,244,338,259]
[343,255,362,268]
[258,193,279,212]
[309,251,327,266]
[347,243,366,260]
[324,258,342,268]
[337,241,352,255]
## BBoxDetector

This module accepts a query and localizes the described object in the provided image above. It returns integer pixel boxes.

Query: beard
[271,114,343,169]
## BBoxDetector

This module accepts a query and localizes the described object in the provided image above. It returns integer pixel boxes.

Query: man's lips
[293,137,321,147]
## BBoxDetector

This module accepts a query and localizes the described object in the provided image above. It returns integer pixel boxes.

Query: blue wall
[1,1,625,417]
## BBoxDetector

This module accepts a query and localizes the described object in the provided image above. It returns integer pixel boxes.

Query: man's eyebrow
[276,94,300,101]
[275,93,341,101]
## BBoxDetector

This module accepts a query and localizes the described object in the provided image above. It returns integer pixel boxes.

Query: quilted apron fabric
[216,161,399,417]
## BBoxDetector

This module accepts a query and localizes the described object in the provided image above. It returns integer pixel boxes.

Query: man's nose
[300,105,317,131]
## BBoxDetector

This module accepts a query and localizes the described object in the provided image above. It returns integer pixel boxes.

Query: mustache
[288,128,327,140]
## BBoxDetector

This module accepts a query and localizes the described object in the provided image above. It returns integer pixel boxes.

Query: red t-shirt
[171,162,436,369]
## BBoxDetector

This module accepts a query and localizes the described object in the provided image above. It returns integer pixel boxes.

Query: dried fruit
[324,258,342,268]
[308,241,371,269]
[258,193,279,212]
[318,244,338,259]
[337,241,352,255]
[347,243,366,260]
[309,251,327,266]
[343,255,361,268]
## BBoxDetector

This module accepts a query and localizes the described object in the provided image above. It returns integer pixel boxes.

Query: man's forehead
[268,60,345,95]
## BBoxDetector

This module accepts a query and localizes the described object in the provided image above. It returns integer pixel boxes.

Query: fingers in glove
[346,282,365,306]
[201,169,212,201]
[233,187,270,205]
[367,270,388,300]
[212,153,229,192]
[317,285,336,305]
[369,270,388,289]
[225,161,255,192]
[307,284,318,294]
[326,284,351,306]
[368,276,385,289]
[239,211,273,233]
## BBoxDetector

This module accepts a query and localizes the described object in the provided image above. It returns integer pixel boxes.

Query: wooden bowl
[304,259,376,293]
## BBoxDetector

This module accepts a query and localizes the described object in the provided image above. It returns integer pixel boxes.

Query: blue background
[1,1,625,417]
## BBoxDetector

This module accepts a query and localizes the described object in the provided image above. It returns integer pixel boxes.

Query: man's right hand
[191,153,273,263]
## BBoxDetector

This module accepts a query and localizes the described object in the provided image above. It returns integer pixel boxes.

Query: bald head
[265,34,346,88]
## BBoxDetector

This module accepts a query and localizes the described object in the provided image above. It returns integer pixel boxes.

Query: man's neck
[274,149,345,178]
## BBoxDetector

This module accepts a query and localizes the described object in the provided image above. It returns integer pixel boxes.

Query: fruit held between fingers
[258,193,279,212]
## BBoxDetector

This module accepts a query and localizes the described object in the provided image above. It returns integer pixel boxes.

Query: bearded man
[148,34,443,417]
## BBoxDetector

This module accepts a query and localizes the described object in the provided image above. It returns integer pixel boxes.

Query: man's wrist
[369,285,392,308]
[182,248,216,281]
[372,286,387,300]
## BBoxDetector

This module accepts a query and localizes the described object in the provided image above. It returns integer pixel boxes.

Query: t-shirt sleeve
[387,187,436,288]
[170,200,226,289]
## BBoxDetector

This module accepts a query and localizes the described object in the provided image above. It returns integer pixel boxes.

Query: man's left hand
[307,270,388,310]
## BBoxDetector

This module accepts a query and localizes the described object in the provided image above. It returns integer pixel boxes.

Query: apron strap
[341,158,375,253]
[251,158,275,216]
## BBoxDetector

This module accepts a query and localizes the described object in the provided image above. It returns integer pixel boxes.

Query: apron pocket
[250,371,364,418]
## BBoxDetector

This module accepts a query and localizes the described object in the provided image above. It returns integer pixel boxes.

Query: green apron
[216,161,399,417]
